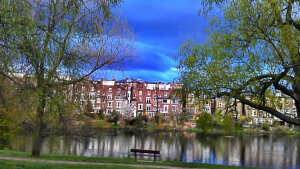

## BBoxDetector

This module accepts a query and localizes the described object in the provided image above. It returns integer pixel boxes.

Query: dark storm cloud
[113,0,209,82]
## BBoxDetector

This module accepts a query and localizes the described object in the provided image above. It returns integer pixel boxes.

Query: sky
[102,0,210,82]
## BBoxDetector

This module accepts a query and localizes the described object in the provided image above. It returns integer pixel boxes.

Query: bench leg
[135,152,137,162]
[154,153,156,163]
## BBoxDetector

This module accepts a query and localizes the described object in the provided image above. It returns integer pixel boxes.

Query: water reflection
[11,131,300,169]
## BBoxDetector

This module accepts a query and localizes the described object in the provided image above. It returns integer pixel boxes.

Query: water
[11,130,300,169]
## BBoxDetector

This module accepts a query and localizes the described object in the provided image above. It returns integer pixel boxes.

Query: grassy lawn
[0,150,261,169]
[0,159,154,169]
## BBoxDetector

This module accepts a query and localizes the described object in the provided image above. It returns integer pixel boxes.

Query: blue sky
[103,0,209,82]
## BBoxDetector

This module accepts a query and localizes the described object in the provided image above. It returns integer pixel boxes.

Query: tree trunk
[31,119,45,156]
[32,72,46,156]
[293,61,300,124]
[32,96,46,156]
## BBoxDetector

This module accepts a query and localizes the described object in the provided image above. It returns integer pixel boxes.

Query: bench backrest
[131,149,160,154]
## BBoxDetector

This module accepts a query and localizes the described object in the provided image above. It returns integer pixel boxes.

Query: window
[133,93,136,98]
[218,102,222,107]
[204,107,210,112]
[123,92,126,97]
[91,87,94,91]
[109,88,112,92]
[102,91,105,95]
[164,91,167,96]
[102,99,105,103]
[115,95,122,100]
[97,98,101,103]
[139,91,142,95]
[108,101,113,108]
[138,104,143,110]
[117,88,121,93]
[163,99,167,103]
[139,97,142,102]
[146,104,151,111]
[82,86,85,91]
[107,94,112,100]
[147,91,151,95]
[164,105,168,112]
[116,102,121,108]
[89,93,95,99]
[252,110,257,116]
[97,90,100,94]
[172,106,176,111]
[146,97,151,103]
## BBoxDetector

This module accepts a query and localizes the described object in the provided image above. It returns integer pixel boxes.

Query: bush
[197,113,213,133]
[262,121,270,131]
[0,118,12,149]
[222,115,236,134]
[133,115,146,129]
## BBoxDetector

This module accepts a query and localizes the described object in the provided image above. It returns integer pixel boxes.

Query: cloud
[94,69,179,82]
[170,67,178,71]
[105,0,209,82]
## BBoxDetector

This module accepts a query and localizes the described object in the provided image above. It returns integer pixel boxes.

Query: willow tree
[0,0,134,155]
[177,0,300,125]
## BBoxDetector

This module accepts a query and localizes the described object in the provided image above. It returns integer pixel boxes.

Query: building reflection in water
[12,131,300,169]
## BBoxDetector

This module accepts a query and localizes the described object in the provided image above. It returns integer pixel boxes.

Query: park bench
[130,149,160,162]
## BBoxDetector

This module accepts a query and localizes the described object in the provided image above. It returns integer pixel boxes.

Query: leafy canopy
[177,0,300,125]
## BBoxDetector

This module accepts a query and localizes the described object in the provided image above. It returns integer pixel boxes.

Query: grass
[0,159,154,169]
[0,150,261,169]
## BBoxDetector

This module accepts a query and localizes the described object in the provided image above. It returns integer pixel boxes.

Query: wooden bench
[130,149,160,162]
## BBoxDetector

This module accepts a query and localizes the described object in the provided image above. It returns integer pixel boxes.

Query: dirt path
[0,156,203,169]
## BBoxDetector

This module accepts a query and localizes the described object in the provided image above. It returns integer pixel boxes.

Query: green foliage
[0,118,12,149]
[98,110,106,120]
[0,0,134,155]
[84,99,94,115]
[262,121,270,131]
[197,113,213,133]
[222,115,237,134]
[133,114,146,129]
[176,0,300,125]
[108,110,121,125]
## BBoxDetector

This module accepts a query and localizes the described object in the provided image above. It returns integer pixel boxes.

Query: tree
[0,0,134,155]
[197,112,213,134]
[84,99,94,115]
[109,110,120,125]
[176,0,300,125]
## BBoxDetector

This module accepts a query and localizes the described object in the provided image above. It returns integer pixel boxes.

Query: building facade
[78,77,296,126]
[78,78,182,118]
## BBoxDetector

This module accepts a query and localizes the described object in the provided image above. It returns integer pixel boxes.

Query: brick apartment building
[78,78,182,118]
[77,77,296,126]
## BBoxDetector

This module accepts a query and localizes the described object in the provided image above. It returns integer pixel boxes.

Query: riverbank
[0,150,261,169]
[185,128,300,135]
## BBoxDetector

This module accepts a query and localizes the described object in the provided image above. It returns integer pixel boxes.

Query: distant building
[77,77,296,126]
[77,77,182,118]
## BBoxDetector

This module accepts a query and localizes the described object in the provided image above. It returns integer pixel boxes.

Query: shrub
[222,115,236,134]
[262,121,270,131]
[197,112,213,133]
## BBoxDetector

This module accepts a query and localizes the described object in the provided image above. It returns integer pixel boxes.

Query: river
[11,130,300,169]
